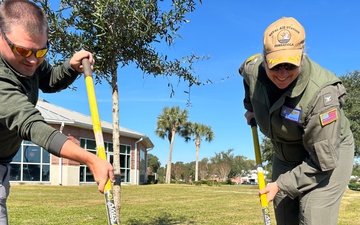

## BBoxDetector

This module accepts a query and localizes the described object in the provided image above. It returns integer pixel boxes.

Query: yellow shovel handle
[82,58,119,225]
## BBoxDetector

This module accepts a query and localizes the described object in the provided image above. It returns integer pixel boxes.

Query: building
[10,98,154,185]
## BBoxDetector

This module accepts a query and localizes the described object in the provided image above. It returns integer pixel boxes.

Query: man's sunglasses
[1,30,48,58]
[270,63,299,71]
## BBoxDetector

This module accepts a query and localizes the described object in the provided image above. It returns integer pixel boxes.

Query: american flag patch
[320,109,338,126]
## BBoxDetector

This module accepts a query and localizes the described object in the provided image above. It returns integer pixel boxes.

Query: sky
[41,1,360,167]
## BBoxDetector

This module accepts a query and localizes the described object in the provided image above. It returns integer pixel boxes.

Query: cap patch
[277,29,291,45]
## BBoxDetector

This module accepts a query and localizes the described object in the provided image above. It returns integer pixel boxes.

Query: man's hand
[88,157,115,193]
[59,140,114,193]
[69,50,95,73]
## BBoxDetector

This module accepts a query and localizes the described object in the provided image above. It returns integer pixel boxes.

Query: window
[80,138,131,183]
[10,141,50,182]
[118,145,131,182]
[79,138,98,182]
[139,149,146,183]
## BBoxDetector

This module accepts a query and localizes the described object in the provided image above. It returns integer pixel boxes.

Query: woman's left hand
[259,182,279,202]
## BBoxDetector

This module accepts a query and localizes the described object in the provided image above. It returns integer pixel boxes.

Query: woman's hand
[259,182,279,202]
[244,110,255,125]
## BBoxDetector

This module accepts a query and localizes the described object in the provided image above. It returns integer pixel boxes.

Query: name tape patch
[281,105,301,123]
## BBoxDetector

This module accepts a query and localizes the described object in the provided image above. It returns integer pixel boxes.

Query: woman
[239,17,354,225]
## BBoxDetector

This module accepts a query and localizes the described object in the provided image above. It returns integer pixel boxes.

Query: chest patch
[281,106,301,123]
[320,108,338,126]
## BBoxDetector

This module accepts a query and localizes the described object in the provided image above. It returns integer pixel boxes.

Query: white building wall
[51,165,80,186]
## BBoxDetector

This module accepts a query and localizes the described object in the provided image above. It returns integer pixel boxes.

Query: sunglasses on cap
[1,30,49,58]
[269,63,299,71]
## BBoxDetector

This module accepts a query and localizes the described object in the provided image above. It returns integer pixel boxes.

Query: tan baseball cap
[263,17,305,69]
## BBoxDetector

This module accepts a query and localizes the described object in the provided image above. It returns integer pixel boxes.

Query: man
[0,1,114,223]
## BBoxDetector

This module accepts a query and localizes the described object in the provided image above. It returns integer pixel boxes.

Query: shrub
[201,180,209,185]
[147,175,156,184]
[348,180,360,191]
[226,178,233,185]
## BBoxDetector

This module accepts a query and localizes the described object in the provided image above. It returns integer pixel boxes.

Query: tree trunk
[165,130,176,184]
[195,138,200,181]
[112,76,121,222]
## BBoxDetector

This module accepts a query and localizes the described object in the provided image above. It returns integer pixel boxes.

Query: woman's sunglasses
[1,30,48,58]
[269,63,298,71]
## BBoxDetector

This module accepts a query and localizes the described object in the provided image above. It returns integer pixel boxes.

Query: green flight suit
[0,56,80,224]
[239,54,354,225]
[0,57,79,162]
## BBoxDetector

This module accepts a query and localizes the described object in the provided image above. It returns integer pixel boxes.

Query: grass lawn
[7,184,360,225]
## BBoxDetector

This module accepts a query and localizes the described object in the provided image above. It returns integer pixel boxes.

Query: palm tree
[188,123,214,181]
[155,106,190,184]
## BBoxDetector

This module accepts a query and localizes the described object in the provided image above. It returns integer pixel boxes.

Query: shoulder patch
[319,108,338,126]
[246,53,261,64]
[323,92,333,106]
